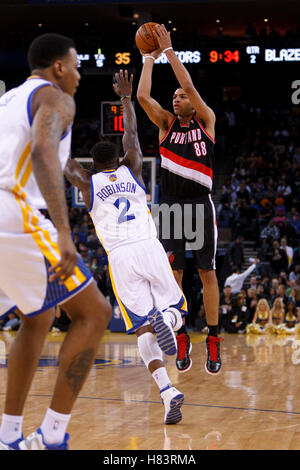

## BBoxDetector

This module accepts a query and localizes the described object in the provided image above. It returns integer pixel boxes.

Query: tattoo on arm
[31,93,75,230]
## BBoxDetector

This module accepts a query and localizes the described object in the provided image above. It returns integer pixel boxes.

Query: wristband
[162,47,173,53]
[120,95,131,101]
[144,55,155,61]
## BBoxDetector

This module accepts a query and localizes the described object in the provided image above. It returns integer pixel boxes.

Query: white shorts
[0,287,17,317]
[108,237,187,333]
[0,190,93,318]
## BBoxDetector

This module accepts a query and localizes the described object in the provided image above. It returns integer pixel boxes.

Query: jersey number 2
[114,197,136,224]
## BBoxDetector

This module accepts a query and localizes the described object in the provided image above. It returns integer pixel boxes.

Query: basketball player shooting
[65,70,188,425]
[137,24,223,375]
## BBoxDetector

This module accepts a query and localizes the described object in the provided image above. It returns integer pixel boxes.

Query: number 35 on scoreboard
[115,52,131,65]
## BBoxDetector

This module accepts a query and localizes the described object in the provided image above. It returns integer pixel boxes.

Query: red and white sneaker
[205,335,223,375]
[176,333,192,373]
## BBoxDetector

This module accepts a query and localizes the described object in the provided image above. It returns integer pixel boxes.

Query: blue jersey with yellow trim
[89,165,157,253]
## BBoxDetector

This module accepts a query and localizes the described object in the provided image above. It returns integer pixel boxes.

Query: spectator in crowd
[227,236,245,271]
[260,220,280,242]
[226,294,249,333]
[86,232,100,253]
[289,264,300,282]
[285,301,298,329]
[249,276,258,290]
[246,287,258,323]
[271,241,288,275]
[280,236,294,267]
[252,298,271,326]
[270,297,285,325]
[218,202,234,228]
[255,283,266,300]
[290,214,300,234]
[224,259,259,294]
[219,285,234,331]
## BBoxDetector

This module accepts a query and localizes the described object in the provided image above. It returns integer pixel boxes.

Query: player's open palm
[153,24,172,51]
[113,70,133,98]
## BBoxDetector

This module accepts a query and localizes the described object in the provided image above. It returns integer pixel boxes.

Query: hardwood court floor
[1,330,300,450]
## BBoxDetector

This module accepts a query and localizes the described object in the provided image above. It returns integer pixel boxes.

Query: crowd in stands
[211,97,300,334]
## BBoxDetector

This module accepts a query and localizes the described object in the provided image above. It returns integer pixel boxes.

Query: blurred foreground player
[0,33,111,450]
[137,24,223,374]
[65,70,186,424]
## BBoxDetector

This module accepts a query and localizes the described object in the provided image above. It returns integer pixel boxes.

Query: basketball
[135,22,159,54]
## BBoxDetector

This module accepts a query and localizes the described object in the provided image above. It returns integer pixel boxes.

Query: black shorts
[158,195,218,271]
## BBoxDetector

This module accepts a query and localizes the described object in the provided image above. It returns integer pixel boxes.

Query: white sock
[0,413,23,444]
[152,367,172,392]
[40,408,71,445]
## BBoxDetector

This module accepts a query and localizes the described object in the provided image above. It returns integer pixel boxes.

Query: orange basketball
[135,22,159,54]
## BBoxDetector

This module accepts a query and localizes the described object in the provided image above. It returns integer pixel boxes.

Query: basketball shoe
[19,428,69,450]
[0,436,24,450]
[148,309,178,355]
[176,333,192,373]
[160,385,184,425]
[205,335,223,375]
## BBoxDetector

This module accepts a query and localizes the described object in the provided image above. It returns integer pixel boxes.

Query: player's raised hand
[113,69,133,98]
[153,24,172,52]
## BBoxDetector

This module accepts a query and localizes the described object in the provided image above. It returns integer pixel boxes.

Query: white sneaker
[19,431,45,450]
[148,310,177,355]
[166,307,183,332]
[19,428,69,450]
[0,436,23,450]
[0,441,15,450]
[160,386,184,425]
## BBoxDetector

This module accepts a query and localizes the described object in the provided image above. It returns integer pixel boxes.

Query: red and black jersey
[159,114,215,199]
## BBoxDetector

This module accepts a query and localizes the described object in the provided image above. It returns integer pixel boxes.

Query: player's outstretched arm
[31,86,77,282]
[153,24,216,138]
[31,86,74,231]
[113,70,143,176]
[113,70,139,152]
[137,52,173,135]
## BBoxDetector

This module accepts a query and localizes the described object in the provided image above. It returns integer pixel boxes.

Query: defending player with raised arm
[65,70,144,203]
[65,70,188,426]
[137,24,223,376]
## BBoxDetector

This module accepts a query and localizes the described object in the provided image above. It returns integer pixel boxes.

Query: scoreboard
[101,101,124,135]
[1,41,299,71]
[77,43,300,70]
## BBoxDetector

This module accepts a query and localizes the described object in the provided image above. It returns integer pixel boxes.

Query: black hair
[28,33,75,71]
[90,141,118,165]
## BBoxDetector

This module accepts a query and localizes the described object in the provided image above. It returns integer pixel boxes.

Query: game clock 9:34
[209,50,240,63]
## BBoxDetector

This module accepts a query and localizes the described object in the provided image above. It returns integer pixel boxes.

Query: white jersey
[89,165,157,253]
[0,75,72,209]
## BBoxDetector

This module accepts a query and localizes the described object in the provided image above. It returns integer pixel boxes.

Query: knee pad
[137,332,163,368]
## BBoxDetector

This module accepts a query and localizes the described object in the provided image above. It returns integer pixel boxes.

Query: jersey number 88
[193,141,207,157]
